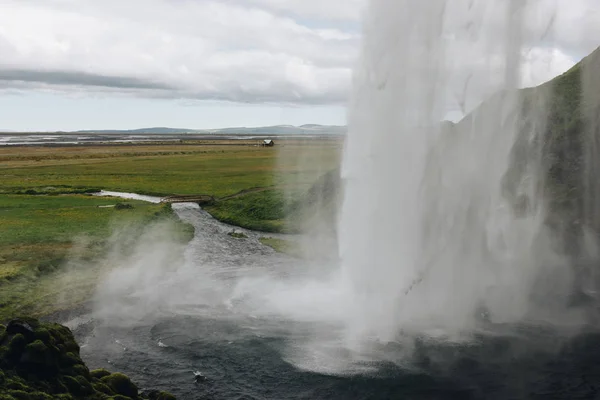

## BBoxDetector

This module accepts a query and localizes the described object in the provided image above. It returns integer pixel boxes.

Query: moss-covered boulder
[101,373,138,398]
[0,318,176,399]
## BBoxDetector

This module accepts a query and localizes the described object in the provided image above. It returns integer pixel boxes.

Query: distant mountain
[74,125,346,135]
[76,127,195,134]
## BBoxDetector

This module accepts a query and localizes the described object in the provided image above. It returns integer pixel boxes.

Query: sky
[0,0,599,131]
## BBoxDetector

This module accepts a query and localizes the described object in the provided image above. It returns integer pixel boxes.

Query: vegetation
[259,237,302,258]
[0,142,339,198]
[0,318,176,399]
[206,190,290,233]
[0,140,341,319]
[0,195,193,321]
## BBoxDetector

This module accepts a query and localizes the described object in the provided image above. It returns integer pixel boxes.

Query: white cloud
[0,0,598,109]
[0,0,358,104]
[245,0,366,22]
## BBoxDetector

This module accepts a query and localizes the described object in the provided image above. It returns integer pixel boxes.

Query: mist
[80,0,600,380]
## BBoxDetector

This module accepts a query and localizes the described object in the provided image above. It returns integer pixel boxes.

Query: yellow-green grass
[0,141,340,319]
[0,141,341,197]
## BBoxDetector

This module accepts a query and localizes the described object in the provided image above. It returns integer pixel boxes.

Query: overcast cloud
[0,0,599,112]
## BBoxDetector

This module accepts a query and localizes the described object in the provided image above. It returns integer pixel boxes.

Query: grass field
[0,139,342,320]
[0,193,194,320]
[0,140,341,197]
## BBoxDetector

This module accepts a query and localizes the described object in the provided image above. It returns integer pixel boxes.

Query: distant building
[262,139,274,147]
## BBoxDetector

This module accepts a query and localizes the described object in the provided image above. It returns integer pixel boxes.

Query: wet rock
[0,317,177,399]
[6,319,36,340]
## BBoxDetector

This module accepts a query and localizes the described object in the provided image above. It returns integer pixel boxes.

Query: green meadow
[0,140,342,320]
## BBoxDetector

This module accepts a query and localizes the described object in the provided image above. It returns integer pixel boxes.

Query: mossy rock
[61,375,93,397]
[8,391,54,400]
[66,363,90,379]
[90,369,112,380]
[21,340,55,369]
[5,380,28,392]
[152,391,177,400]
[59,352,82,369]
[92,381,114,396]
[32,329,50,344]
[109,395,134,400]
[0,318,175,399]
[101,373,138,398]
[7,334,26,358]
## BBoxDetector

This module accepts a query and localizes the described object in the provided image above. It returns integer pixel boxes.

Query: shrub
[115,202,134,210]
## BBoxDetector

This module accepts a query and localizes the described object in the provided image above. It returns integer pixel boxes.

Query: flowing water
[64,204,600,399]
[60,1,600,398]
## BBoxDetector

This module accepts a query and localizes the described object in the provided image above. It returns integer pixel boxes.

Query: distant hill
[76,127,194,134]
[75,124,346,135]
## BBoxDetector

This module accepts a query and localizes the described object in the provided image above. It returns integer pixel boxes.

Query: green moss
[7,391,53,400]
[61,375,93,397]
[7,334,26,361]
[5,381,28,392]
[90,369,112,380]
[100,373,138,398]
[92,381,114,396]
[32,329,50,343]
[109,395,133,400]
[0,318,176,399]
[153,392,177,400]
[53,395,74,400]
[59,352,82,368]
[70,364,90,379]
[5,391,29,400]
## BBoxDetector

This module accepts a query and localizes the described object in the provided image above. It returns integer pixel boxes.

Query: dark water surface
[63,204,600,399]
[73,316,600,400]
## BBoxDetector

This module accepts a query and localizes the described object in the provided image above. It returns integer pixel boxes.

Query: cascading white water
[338,0,576,344]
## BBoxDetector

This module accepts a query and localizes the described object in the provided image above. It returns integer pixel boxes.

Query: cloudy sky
[0,0,598,131]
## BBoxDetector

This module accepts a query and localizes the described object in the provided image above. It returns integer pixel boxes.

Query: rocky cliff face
[430,46,600,294]
[0,318,175,400]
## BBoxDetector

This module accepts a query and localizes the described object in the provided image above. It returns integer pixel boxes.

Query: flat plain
[0,138,342,320]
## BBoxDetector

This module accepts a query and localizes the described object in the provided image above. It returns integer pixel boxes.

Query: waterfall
[338,0,587,344]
